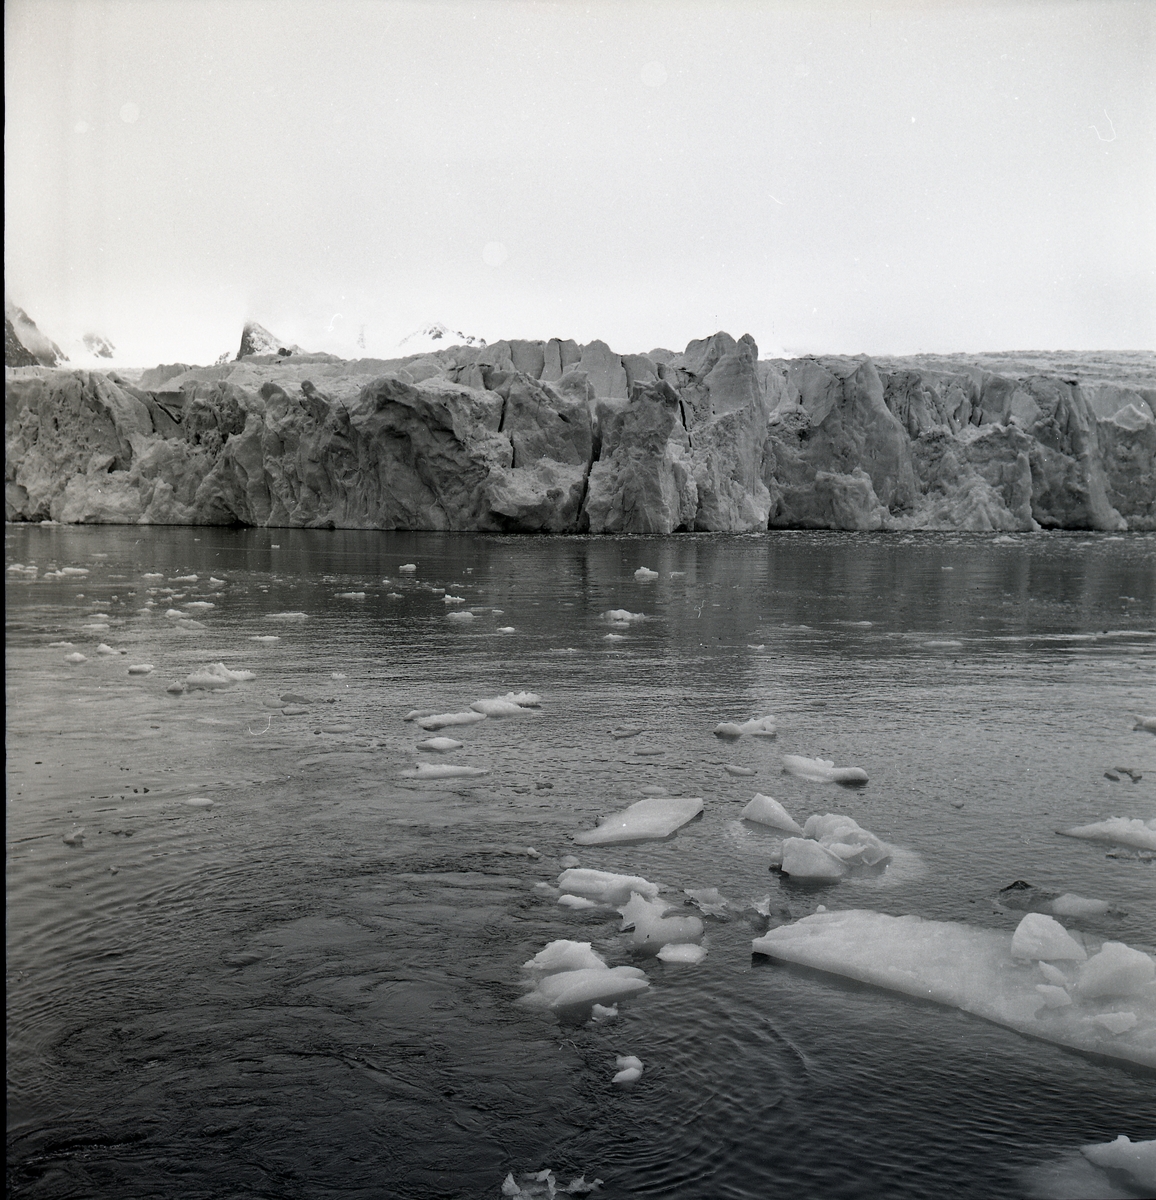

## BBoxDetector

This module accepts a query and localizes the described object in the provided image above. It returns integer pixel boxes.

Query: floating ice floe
[601,609,645,623]
[613,1054,644,1082]
[336,591,366,599]
[782,754,869,785]
[724,765,757,777]
[502,691,541,707]
[184,663,256,690]
[60,567,89,576]
[81,623,109,631]
[558,895,598,910]
[516,939,650,1014]
[1058,817,1156,851]
[634,567,659,581]
[1134,716,1156,734]
[714,715,777,738]
[170,575,198,583]
[557,868,660,905]
[62,827,85,846]
[1050,893,1112,918]
[209,577,226,585]
[268,611,308,621]
[416,711,487,731]
[741,794,804,835]
[184,601,215,611]
[1025,1135,1156,1198]
[48,641,74,648]
[573,796,704,846]
[65,652,87,664]
[185,797,214,809]
[502,1169,604,1197]
[497,626,515,633]
[752,909,1156,1066]
[142,572,163,580]
[604,633,627,642]
[416,736,464,752]
[776,814,893,881]
[447,610,475,622]
[1011,913,1087,962]
[684,887,729,917]
[410,762,488,779]
[470,697,526,717]
[95,643,120,656]
[398,563,417,572]
[657,943,708,964]
[251,635,280,643]
[443,594,465,604]
[619,893,704,951]
[127,664,154,675]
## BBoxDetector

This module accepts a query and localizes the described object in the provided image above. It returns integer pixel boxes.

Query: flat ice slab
[752,909,1156,1067]
[573,796,703,845]
[1058,817,1156,851]
[782,755,868,785]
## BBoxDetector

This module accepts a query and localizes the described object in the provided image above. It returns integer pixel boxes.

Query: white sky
[5,0,1155,365]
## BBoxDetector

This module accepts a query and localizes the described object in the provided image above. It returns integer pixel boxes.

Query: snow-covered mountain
[82,332,115,358]
[236,320,306,360]
[5,300,67,367]
[396,322,485,355]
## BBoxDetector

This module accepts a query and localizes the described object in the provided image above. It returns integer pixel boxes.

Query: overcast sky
[5,0,1154,365]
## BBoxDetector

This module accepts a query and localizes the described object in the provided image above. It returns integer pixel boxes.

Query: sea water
[6,524,1155,1199]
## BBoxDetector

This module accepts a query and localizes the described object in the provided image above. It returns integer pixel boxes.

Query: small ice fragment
[613,1054,644,1085]
[81,624,109,631]
[331,673,346,679]
[48,641,75,648]
[447,610,475,622]
[619,893,704,950]
[170,575,198,583]
[416,736,464,752]
[557,868,660,905]
[573,796,703,846]
[184,601,215,610]
[601,609,645,623]
[127,664,154,675]
[60,567,89,576]
[443,595,465,604]
[558,895,598,910]
[684,887,728,917]
[62,827,86,846]
[590,1004,617,1021]
[166,682,185,694]
[402,709,436,722]
[412,762,487,778]
[65,652,88,664]
[1073,942,1156,999]
[398,563,417,572]
[502,691,541,707]
[416,711,486,730]
[281,705,308,716]
[523,941,608,975]
[497,626,515,633]
[1131,716,1156,734]
[780,837,847,881]
[657,943,708,964]
[783,754,868,785]
[268,611,308,622]
[1010,913,1088,962]
[1091,1011,1138,1034]
[96,643,118,655]
[1034,984,1073,1008]
[740,794,804,835]
[604,633,627,641]
[336,591,366,599]
[470,697,525,716]
[724,765,756,777]
[209,577,225,585]
[142,572,163,580]
[612,725,644,739]
[1038,962,1069,986]
[185,663,256,690]
[634,567,658,581]
[523,966,650,1012]
[320,724,353,734]
[185,797,214,809]
[1049,893,1110,917]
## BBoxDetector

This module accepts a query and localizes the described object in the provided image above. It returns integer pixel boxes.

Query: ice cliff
[6,332,1154,530]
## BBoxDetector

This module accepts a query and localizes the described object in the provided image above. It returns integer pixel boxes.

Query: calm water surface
[6,525,1156,1199]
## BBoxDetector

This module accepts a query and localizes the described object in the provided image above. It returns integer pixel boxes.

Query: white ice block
[573,796,703,846]
[752,909,1156,1067]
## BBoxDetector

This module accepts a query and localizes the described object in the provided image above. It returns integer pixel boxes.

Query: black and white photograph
[6,1,1155,1197]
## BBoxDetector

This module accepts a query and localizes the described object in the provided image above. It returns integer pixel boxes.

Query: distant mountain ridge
[5,300,67,367]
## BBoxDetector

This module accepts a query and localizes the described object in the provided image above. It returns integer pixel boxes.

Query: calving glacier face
[5,335,1154,531]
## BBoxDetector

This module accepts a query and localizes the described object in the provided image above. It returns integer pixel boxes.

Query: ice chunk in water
[268,611,308,621]
[724,765,757,777]
[185,663,256,690]
[780,838,848,881]
[752,909,1156,1067]
[557,869,660,905]
[1011,913,1088,962]
[715,716,777,738]
[398,563,417,572]
[1133,716,1156,734]
[618,893,704,951]
[62,827,85,846]
[558,895,598,910]
[801,814,892,867]
[1082,1135,1156,1193]
[783,754,869,785]
[127,664,154,675]
[519,966,650,1012]
[740,793,804,835]
[336,591,366,599]
[416,711,486,730]
[65,652,88,664]
[416,736,463,752]
[573,796,703,846]
[185,797,214,809]
[1050,893,1111,918]
[502,691,542,707]
[1058,817,1156,851]
[523,940,607,975]
[470,697,526,716]
[684,887,728,917]
[601,609,645,623]
[411,763,487,779]
[657,943,708,964]
[634,567,658,580]
[95,643,119,655]
[1073,942,1156,999]
[613,1054,644,1082]
[446,610,475,622]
